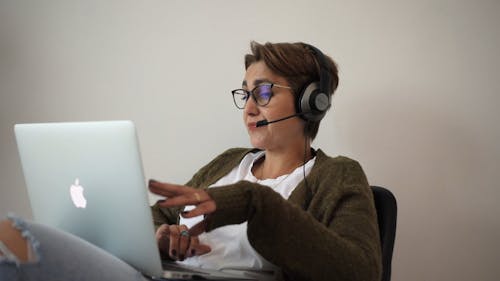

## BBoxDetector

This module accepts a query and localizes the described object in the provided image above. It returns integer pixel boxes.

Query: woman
[149,41,382,281]
[0,41,380,281]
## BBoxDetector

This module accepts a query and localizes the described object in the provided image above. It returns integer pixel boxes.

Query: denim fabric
[0,214,148,281]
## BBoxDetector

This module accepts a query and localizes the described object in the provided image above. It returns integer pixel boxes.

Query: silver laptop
[14,121,256,280]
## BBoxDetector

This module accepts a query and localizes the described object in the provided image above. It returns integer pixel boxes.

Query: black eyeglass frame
[231,83,292,109]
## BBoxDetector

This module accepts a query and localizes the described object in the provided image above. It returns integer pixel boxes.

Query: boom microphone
[255,112,305,127]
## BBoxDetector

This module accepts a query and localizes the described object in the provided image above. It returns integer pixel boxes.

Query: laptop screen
[15,121,163,277]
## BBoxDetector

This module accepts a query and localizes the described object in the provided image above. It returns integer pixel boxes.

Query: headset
[296,44,333,122]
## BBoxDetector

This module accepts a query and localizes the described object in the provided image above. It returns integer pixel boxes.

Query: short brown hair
[244,41,339,140]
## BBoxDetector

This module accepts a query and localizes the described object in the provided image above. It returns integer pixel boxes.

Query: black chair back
[371,186,397,281]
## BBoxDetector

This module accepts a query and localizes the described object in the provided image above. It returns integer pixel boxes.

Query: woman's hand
[156,224,211,261]
[149,180,216,236]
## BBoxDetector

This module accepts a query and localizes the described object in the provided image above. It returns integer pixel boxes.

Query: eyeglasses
[231,83,292,109]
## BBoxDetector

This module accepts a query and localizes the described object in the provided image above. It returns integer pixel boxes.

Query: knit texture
[151,148,382,281]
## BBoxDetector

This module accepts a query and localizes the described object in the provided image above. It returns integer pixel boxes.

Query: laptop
[14,120,257,280]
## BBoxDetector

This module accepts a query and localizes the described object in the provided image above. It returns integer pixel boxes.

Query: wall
[1,1,499,280]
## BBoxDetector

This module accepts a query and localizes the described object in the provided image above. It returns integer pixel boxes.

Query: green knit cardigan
[151,148,382,281]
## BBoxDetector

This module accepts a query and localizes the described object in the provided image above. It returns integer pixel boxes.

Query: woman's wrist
[205,182,253,231]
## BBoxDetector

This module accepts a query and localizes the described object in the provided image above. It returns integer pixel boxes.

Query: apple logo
[70,178,87,208]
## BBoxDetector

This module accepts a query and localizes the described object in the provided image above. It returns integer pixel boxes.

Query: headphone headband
[304,44,332,96]
[297,44,332,122]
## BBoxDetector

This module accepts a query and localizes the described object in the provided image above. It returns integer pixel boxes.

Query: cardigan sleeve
[205,160,382,281]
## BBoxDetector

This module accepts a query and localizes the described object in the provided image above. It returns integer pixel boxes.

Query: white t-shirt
[179,150,316,273]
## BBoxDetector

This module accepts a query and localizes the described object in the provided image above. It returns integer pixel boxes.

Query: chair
[371,186,397,281]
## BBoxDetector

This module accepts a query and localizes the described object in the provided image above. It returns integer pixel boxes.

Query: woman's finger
[186,236,200,258]
[193,243,211,256]
[159,194,197,208]
[180,201,216,218]
[156,190,213,209]
[168,225,180,260]
[177,225,190,261]
[148,180,189,197]
[187,236,211,257]
[155,224,171,253]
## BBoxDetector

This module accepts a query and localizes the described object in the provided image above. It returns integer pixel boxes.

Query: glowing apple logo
[69,178,87,208]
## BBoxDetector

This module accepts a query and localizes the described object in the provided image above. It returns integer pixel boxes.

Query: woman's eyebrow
[242,79,273,87]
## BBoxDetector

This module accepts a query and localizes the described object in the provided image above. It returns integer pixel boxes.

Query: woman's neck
[253,141,312,180]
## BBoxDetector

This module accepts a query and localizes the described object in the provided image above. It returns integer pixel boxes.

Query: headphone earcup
[298,82,330,121]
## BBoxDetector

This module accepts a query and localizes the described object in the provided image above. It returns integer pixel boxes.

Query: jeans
[0,214,148,281]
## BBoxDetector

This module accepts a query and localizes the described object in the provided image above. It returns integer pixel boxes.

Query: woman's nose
[243,95,259,115]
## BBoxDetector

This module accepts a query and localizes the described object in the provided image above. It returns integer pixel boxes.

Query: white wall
[1,1,499,280]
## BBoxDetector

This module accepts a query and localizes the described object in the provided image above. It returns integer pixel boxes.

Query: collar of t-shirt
[209,150,316,200]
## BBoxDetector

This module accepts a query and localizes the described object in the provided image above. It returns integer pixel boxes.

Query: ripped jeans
[0,214,148,281]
